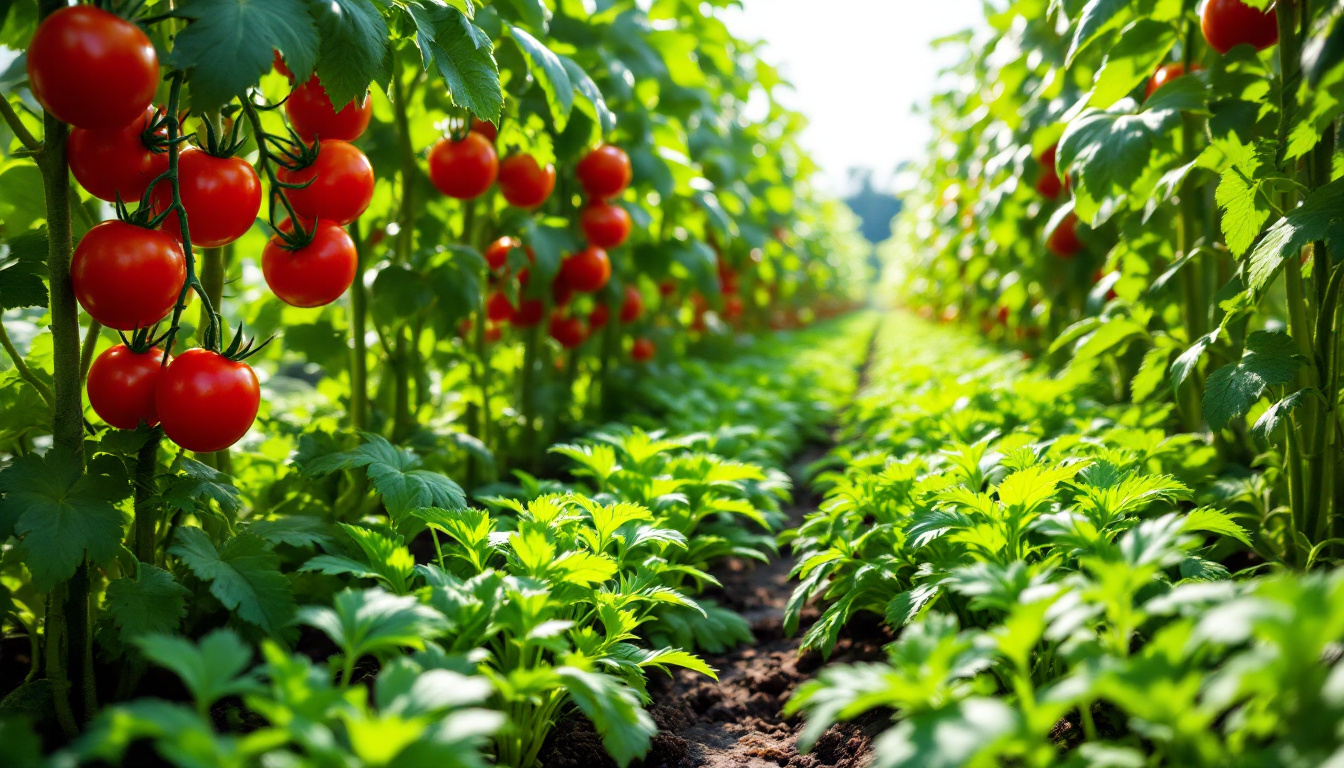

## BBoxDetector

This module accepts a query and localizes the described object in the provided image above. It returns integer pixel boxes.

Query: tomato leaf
[309,0,391,107]
[1246,178,1344,295]
[1203,331,1302,431]
[169,528,297,636]
[135,629,263,711]
[1087,19,1176,110]
[0,450,126,591]
[0,227,48,311]
[1059,103,1181,226]
[1215,141,1281,257]
[1067,0,1137,67]
[560,55,615,137]
[299,433,468,518]
[104,565,190,644]
[405,4,503,122]
[169,0,319,113]
[159,457,242,519]
[508,26,573,130]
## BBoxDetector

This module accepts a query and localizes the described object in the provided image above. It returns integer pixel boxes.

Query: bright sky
[723,1,984,195]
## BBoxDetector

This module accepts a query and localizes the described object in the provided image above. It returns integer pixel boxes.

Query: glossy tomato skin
[1047,213,1084,258]
[580,202,632,248]
[155,148,262,247]
[513,297,545,327]
[470,120,498,142]
[485,237,526,272]
[1034,144,1063,199]
[576,144,632,200]
[620,285,644,323]
[262,221,357,307]
[428,133,498,199]
[72,221,185,330]
[589,303,610,329]
[277,140,374,225]
[87,345,170,429]
[498,154,556,208]
[549,314,588,349]
[273,51,293,80]
[286,78,372,142]
[560,247,611,293]
[1202,0,1278,54]
[1146,63,1198,98]
[631,337,655,363]
[68,106,168,202]
[26,7,159,130]
[486,291,516,323]
[156,349,261,453]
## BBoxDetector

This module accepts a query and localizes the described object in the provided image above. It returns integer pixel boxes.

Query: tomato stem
[0,320,55,408]
[0,96,41,151]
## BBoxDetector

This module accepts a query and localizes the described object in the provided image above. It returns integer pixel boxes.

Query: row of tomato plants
[1,313,877,766]
[782,312,1343,767]
[889,0,1344,565]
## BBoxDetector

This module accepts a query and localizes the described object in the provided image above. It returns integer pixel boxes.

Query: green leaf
[508,26,573,130]
[371,266,435,329]
[160,458,241,518]
[297,587,447,663]
[135,629,262,710]
[0,227,48,311]
[169,528,297,635]
[301,433,467,518]
[1131,344,1174,402]
[611,643,716,679]
[1215,142,1282,257]
[169,0,318,112]
[1251,388,1318,444]
[105,565,190,644]
[560,55,615,136]
[1087,19,1177,110]
[309,0,391,106]
[1203,331,1301,430]
[1059,104,1182,226]
[0,450,125,591]
[556,667,655,767]
[868,699,1018,768]
[1170,329,1220,393]
[406,5,502,122]
[1246,177,1344,294]
[1067,0,1136,66]
[1181,507,1252,547]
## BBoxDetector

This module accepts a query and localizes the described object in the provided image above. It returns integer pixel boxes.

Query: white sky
[723,1,985,195]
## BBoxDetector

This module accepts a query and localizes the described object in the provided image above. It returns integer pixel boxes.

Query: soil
[539,443,891,768]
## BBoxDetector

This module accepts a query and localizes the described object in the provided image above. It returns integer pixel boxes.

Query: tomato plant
[428,132,498,199]
[67,106,168,203]
[154,147,262,248]
[275,139,374,225]
[25,6,158,130]
[497,153,556,208]
[156,348,261,453]
[70,220,186,330]
[86,344,171,430]
[285,78,372,142]
[262,221,358,308]
[1202,0,1278,53]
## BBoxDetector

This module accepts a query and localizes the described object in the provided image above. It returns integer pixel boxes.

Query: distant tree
[842,168,902,245]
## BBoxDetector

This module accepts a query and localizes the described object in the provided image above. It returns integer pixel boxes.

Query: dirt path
[540,447,891,768]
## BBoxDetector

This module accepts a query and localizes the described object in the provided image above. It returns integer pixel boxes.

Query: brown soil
[540,446,890,768]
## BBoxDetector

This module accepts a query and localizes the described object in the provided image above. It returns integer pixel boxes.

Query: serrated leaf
[1247,177,1344,294]
[1182,507,1252,547]
[1131,344,1173,402]
[169,0,318,112]
[1068,0,1135,66]
[1203,331,1301,430]
[159,457,241,518]
[170,528,296,635]
[105,565,190,644]
[556,667,655,766]
[1170,329,1220,393]
[309,0,390,106]
[1251,388,1318,444]
[407,5,502,122]
[297,587,447,663]
[0,227,48,310]
[508,26,573,130]
[1059,104,1182,226]
[135,629,262,710]
[301,433,467,518]
[1215,142,1281,257]
[0,451,125,591]
[1088,19,1176,110]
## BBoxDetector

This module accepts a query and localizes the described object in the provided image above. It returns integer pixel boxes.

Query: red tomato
[68,106,168,203]
[71,220,185,330]
[87,344,170,429]
[485,237,529,272]
[470,120,497,142]
[1202,0,1278,54]
[658,280,677,298]
[620,286,644,323]
[513,297,545,327]
[549,313,588,349]
[589,303,610,329]
[560,247,611,293]
[428,133,498,199]
[631,337,655,363]
[262,221,357,307]
[498,154,556,208]
[486,291,516,323]
[276,140,374,225]
[26,6,158,130]
[576,144,632,200]
[1145,63,1200,98]
[156,349,260,453]
[485,323,502,343]
[1047,213,1084,258]
[273,51,293,80]
[724,294,744,321]
[580,202,632,248]
[1035,144,1063,199]
[718,263,739,294]
[155,148,262,248]
[286,78,372,143]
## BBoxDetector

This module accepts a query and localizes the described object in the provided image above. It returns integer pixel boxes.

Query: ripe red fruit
[549,313,588,349]
[87,344,170,429]
[262,221,357,307]
[428,133,498,199]
[286,78,372,143]
[724,294,744,321]
[513,297,546,327]
[26,6,159,130]
[576,144,632,200]
[273,52,293,80]
[68,106,168,203]
[620,286,644,323]
[631,337,655,362]
[155,147,262,247]
[485,324,502,343]
[560,247,611,293]
[498,154,556,208]
[485,237,524,272]
[580,202,632,248]
[1047,213,1084,258]
[589,303,610,329]
[470,120,498,142]
[1035,144,1063,199]
[276,140,374,225]
[658,280,677,298]
[1202,0,1278,54]
[71,220,185,330]
[1146,63,1200,99]
[486,291,516,323]
[156,348,261,453]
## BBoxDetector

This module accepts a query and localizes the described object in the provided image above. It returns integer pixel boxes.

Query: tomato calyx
[213,322,276,364]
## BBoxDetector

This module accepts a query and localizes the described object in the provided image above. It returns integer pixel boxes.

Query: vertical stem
[198,244,231,472]
[519,322,541,467]
[78,320,101,385]
[133,431,163,565]
[349,221,370,431]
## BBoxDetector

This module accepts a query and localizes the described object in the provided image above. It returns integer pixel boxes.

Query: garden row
[783,312,1344,767]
